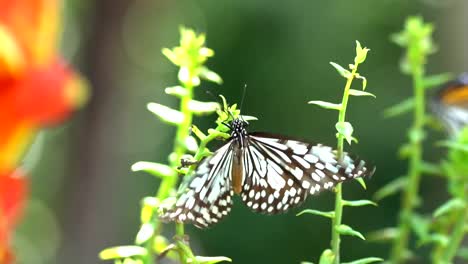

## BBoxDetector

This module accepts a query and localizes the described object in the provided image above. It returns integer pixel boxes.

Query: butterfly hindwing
[160,142,235,228]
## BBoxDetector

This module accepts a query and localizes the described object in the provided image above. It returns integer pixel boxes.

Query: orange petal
[0,245,14,264]
[0,169,27,264]
[10,59,88,126]
[0,169,28,227]
[0,122,34,173]
[0,0,59,65]
[0,24,25,78]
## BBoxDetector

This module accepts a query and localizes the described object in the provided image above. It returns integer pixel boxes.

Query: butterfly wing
[160,141,235,228]
[240,132,374,214]
[431,74,468,136]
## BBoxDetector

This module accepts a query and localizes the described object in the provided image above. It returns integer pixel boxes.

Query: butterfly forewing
[239,133,373,214]
[160,142,234,228]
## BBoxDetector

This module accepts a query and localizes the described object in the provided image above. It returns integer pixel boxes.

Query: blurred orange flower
[0,171,26,263]
[0,0,87,262]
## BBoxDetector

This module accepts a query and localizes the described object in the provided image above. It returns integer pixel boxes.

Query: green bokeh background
[14,0,468,263]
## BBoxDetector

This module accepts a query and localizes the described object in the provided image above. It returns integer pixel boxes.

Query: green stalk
[440,206,468,263]
[438,161,468,263]
[149,77,196,264]
[331,63,358,264]
[390,66,425,263]
[157,83,194,199]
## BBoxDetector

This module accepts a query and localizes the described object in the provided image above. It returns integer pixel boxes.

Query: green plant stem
[390,68,425,263]
[149,79,195,264]
[331,64,358,264]
[440,206,468,263]
[438,170,468,264]
[158,83,194,199]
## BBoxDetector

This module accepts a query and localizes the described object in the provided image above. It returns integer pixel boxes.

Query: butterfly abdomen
[232,147,244,194]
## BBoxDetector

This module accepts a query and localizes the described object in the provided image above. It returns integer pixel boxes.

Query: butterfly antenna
[239,84,247,122]
[240,84,247,113]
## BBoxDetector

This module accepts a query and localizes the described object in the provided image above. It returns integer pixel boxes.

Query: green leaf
[297,209,335,219]
[199,67,223,84]
[419,233,449,247]
[342,199,377,207]
[438,140,468,153]
[147,103,184,125]
[367,227,399,242]
[354,40,370,64]
[342,257,384,264]
[308,100,342,110]
[318,249,335,264]
[409,213,430,240]
[191,125,206,141]
[131,161,176,179]
[178,67,200,86]
[135,223,155,245]
[199,47,215,57]
[360,76,367,90]
[162,48,178,65]
[153,236,177,260]
[335,121,355,145]
[185,136,199,153]
[99,246,148,260]
[188,100,220,115]
[433,198,466,218]
[374,177,407,201]
[330,62,351,78]
[408,128,425,142]
[336,224,365,240]
[398,143,413,158]
[141,197,159,223]
[383,98,414,118]
[356,178,367,189]
[423,73,453,89]
[349,89,375,98]
[165,86,188,97]
[419,161,443,176]
[240,115,258,122]
[300,262,314,264]
[189,256,232,264]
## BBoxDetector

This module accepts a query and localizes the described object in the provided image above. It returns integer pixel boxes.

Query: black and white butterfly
[160,118,375,228]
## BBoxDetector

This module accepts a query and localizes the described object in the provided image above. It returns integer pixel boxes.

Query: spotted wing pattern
[240,132,373,214]
[160,131,374,229]
[160,142,235,228]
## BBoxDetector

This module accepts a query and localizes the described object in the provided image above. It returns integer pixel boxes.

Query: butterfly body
[229,119,249,194]
[161,118,374,228]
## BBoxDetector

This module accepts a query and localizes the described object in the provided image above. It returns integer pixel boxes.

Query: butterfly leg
[179,158,199,169]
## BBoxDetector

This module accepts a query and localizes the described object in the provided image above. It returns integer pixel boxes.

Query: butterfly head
[230,118,249,146]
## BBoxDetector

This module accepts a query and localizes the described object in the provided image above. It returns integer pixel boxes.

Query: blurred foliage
[384,16,438,264]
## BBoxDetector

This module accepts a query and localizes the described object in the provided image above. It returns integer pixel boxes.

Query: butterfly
[160,118,375,228]
[431,73,468,136]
